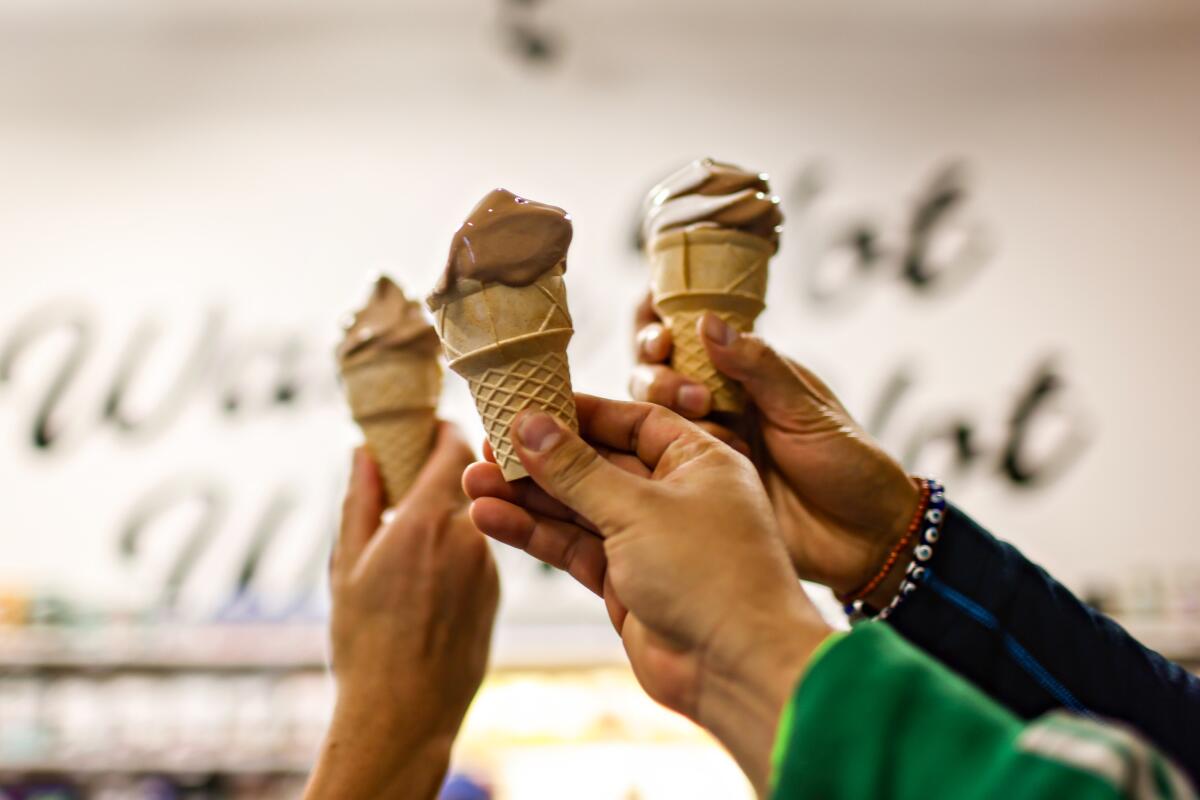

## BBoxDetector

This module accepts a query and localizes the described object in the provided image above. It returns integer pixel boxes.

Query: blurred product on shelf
[0,775,309,799]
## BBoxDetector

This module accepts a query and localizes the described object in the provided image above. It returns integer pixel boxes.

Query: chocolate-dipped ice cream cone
[338,276,442,503]
[642,159,782,413]
[428,189,578,481]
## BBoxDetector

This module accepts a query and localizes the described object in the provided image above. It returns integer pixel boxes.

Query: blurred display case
[2,600,1197,799]
[0,617,753,799]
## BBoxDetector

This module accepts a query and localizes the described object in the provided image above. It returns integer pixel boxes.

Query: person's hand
[631,294,921,605]
[305,424,499,800]
[463,396,831,796]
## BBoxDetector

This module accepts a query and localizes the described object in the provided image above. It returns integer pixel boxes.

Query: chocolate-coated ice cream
[430,188,573,303]
[641,158,783,250]
[338,276,440,367]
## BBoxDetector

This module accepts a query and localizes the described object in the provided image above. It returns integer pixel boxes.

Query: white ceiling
[3,0,1200,40]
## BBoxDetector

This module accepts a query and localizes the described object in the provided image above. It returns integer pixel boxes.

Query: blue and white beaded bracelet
[876,479,946,621]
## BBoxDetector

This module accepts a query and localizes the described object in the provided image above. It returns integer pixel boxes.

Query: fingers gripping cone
[649,228,772,413]
[341,354,442,503]
[432,267,578,481]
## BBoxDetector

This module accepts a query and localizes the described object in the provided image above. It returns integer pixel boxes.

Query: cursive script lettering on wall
[0,302,95,450]
[0,301,337,456]
[869,359,1091,487]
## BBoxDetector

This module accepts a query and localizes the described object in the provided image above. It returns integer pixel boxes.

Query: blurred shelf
[0,621,628,675]
[0,625,327,675]
[0,618,1194,676]
[1115,617,1200,668]
[0,758,311,778]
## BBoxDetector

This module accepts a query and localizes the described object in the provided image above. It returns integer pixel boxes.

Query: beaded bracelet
[877,479,946,621]
[837,479,931,611]
[841,478,946,621]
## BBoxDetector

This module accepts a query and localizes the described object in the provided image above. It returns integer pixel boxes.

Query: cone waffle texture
[341,354,442,504]
[432,270,577,481]
[649,228,772,413]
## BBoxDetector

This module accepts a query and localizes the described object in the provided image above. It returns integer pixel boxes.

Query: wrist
[877,474,925,562]
[838,475,926,607]
[699,607,831,797]
[857,478,947,619]
[862,547,915,609]
[863,475,922,607]
[305,696,453,800]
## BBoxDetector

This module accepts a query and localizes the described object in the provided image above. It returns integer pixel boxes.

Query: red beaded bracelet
[836,480,931,606]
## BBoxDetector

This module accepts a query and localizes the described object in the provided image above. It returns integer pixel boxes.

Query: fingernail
[351,446,368,480]
[638,325,666,359]
[516,411,562,453]
[676,384,708,415]
[702,313,736,346]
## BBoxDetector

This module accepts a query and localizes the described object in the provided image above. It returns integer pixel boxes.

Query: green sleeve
[771,623,1183,800]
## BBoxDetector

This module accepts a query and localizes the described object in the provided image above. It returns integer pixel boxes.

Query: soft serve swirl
[338,276,440,366]
[641,158,783,251]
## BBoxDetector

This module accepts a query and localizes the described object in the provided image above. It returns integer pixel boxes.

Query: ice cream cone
[649,227,772,413]
[431,268,577,481]
[341,352,442,503]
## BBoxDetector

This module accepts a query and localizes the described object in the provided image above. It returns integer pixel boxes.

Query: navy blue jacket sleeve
[886,505,1200,787]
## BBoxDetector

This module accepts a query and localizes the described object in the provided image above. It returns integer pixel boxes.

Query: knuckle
[547,441,602,494]
[742,334,772,366]
[398,499,450,539]
[645,402,682,428]
[628,403,679,453]
[427,502,457,534]
[740,335,798,388]
[452,525,486,563]
[646,372,676,408]
[545,522,582,571]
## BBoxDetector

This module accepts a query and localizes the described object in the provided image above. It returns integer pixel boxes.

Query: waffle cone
[432,270,577,481]
[341,353,442,503]
[649,228,772,413]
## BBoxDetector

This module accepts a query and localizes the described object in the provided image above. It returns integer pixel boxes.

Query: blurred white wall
[1,0,1198,625]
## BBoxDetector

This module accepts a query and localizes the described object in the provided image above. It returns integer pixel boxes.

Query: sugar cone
[341,353,442,503]
[432,268,577,481]
[648,228,772,413]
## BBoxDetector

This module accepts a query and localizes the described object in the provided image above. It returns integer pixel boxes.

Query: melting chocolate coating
[338,276,440,366]
[642,158,783,250]
[432,188,573,301]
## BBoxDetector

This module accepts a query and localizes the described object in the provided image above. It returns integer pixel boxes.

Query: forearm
[304,701,452,800]
[698,610,830,798]
[885,505,1200,785]
[774,624,1153,800]
[701,653,807,797]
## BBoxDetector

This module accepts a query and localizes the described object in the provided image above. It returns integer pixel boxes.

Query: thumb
[698,312,823,425]
[509,409,642,533]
